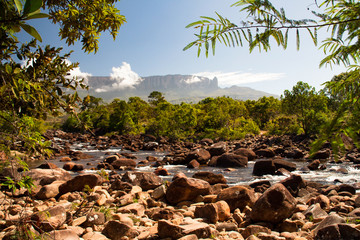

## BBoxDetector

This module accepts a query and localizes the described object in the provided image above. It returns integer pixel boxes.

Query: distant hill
[85,74,278,103]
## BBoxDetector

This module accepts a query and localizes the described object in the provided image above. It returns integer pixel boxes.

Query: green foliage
[63,94,262,141]
[185,0,360,155]
[44,0,126,53]
[0,0,49,42]
[245,96,281,129]
[266,115,301,135]
[281,81,329,136]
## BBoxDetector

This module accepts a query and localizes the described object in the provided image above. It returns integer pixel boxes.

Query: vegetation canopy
[185,0,360,153]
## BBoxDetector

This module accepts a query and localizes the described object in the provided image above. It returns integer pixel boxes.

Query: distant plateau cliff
[85,74,277,102]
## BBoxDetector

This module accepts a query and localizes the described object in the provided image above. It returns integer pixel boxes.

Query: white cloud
[94,62,142,92]
[184,76,202,84]
[64,59,92,84]
[110,62,142,89]
[194,71,286,87]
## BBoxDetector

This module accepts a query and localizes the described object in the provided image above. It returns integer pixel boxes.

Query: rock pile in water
[1,130,359,239]
[0,167,359,239]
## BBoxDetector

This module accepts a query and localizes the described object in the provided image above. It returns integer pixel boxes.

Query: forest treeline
[62,77,360,141]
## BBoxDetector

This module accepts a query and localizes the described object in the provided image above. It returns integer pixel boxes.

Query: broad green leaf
[183,41,196,51]
[14,0,23,14]
[296,29,300,50]
[25,12,49,20]
[211,38,216,55]
[186,21,206,28]
[20,23,42,42]
[23,0,42,16]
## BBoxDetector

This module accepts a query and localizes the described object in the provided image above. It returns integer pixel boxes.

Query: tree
[281,81,328,136]
[185,0,360,149]
[0,0,126,213]
[148,91,166,106]
[245,96,281,129]
[0,0,125,156]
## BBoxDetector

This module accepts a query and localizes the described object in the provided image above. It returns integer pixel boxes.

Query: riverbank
[0,130,359,239]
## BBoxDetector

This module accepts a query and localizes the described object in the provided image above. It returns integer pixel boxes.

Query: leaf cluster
[44,0,126,53]
[184,0,318,56]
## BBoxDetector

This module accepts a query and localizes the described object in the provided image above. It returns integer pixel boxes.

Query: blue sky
[20,0,347,95]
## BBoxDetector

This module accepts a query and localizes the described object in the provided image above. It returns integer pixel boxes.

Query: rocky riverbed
[0,130,360,239]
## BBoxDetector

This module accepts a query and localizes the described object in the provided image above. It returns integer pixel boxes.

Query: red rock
[250,183,296,223]
[63,162,84,172]
[192,172,227,185]
[166,177,211,205]
[187,159,200,169]
[214,153,248,168]
[111,159,136,169]
[272,159,297,172]
[35,181,65,200]
[255,148,276,158]
[154,167,169,176]
[102,220,138,240]
[31,205,67,231]
[280,174,306,196]
[208,142,228,156]
[37,162,58,169]
[216,186,256,211]
[307,160,320,170]
[58,174,103,195]
[42,229,79,240]
[234,148,257,161]
[121,171,162,191]
[157,220,212,239]
[60,157,72,162]
[194,200,230,223]
[252,160,276,176]
[185,148,211,164]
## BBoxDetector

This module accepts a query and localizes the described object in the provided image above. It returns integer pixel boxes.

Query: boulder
[166,177,211,205]
[234,148,257,161]
[102,220,137,240]
[25,168,71,185]
[111,159,137,169]
[312,214,345,237]
[217,186,256,211]
[272,159,297,172]
[42,229,80,240]
[311,149,331,160]
[31,205,67,232]
[214,153,248,168]
[250,183,296,223]
[253,160,276,176]
[82,212,106,227]
[146,208,183,221]
[303,203,328,220]
[307,160,320,170]
[121,171,162,191]
[58,174,103,195]
[208,142,227,156]
[35,181,65,200]
[255,148,276,158]
[63,162,84,172]
[280,174,306,197]
[315,224,360,240]
[241,225,272,239]
[158,219,212,239]
[187,160,200,169]
[185,149,211,164]
[192,172,227,185]
[194,200,231,223]
[104,155,120,164]
[82,232,109,240]
[37,162,58,169]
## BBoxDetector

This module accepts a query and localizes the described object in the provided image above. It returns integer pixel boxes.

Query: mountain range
[85,74,278,103]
